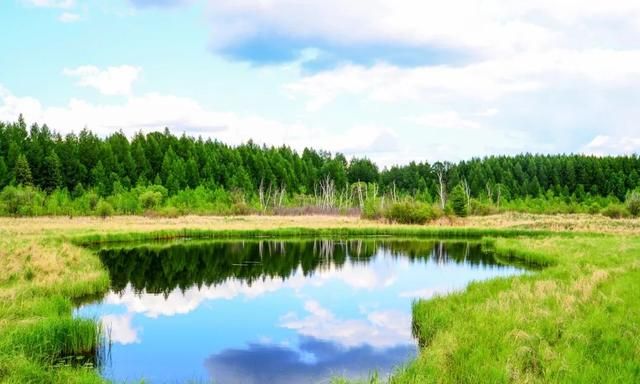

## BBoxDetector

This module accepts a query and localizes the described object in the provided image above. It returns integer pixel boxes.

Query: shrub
[601,204,630,219]
[0,186,45,216]
[384,200,435,224]
[153,206,181,218]
[231,201,252,216]
[625,190,640,217]
[587,202,602,215]
[95,200,114,219]
[450,185,468,217]
[139,191,163,210]
[361,199,383,220]
[469,199,496,216]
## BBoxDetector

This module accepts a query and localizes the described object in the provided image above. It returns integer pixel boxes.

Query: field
[0,213,639,383]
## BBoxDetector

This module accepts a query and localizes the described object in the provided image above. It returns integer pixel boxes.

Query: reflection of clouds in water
[105,278,288,318]
[205,336,416,384]
[101,314,140,345]
[105,258,399,319]
[281,300,413,349]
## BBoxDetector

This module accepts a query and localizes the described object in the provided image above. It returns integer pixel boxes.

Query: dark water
[76,239,524,383]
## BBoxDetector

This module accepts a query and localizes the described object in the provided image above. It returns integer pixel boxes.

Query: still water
[77,239,524,383]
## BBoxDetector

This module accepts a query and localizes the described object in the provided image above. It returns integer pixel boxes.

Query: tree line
[0,115,639,216]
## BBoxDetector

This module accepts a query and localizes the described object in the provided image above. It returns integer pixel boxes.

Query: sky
[1,0,640,167]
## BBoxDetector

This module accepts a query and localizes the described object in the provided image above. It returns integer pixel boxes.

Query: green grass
[391,235,640,383]
[1,222,639,383]
[68,226,566,247]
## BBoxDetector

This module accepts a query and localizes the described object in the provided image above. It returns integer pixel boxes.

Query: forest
[1,115,639,219]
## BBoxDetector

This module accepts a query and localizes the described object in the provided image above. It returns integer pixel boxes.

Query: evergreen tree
[14,154,33,186]
[0,156,7,188]
[450,184,468,217]
[42,150,63,192]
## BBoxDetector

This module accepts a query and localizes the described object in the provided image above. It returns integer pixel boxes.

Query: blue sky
[1,0,640,166]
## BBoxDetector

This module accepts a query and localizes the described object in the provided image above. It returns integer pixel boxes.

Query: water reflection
[205,336,416,384]
[78,239,523,383]
[98,240,504,295]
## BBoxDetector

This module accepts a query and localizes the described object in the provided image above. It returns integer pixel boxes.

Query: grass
[0,213,638,383]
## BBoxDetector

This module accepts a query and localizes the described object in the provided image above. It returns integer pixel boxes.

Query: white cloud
[0,84,420,165]
[203,1,640,56]
[0,85,287,143]
[582,135,640,156]
[25,0,74,8]
[280,300,412,349]
[287,50,640,109]
[105,279,288,318]
[101,313,140,345]
[58,12,80,22]
[409,111,481,130]
[63,65,141,96]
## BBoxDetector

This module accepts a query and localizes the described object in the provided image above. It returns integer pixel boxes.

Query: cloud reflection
[281,300,413,349]
[103,259,399,319]
[205,336,416,384]
[101,314,140,345]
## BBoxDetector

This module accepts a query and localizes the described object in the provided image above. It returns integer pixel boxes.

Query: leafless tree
[485,182,493,203]
[432,162,451,209]
[461,178,471,211]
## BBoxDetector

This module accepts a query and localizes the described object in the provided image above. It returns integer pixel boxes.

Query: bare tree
[485,182,493,203]
[318,175,336,209]
[495,183,505,209]
[432,162,450,209]
[461,178,471,212]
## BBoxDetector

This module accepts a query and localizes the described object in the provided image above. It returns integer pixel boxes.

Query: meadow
[0,213,638,383]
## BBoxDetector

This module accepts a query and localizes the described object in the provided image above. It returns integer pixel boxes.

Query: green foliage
[0,185,45,216]
[1,117,640,217]
[14,154,33,186]
[95,200,113,219]
[42,150,63,192]
[450,184,468,217]
[361,198,384,220]
[625,189,640,217]
[384,200,437,224]
[601,204,630,219]
[139,190,163,210]
[469,199,497,216]
[347,158,379,184]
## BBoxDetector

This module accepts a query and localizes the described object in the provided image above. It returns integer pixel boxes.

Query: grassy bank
[393,235,640,383]
[0,214,638,383]
[0,236,109,383]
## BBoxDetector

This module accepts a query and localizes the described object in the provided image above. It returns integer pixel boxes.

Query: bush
[625,190,640,217]
[361,199,383,220]
[469,199,497,216]
[587,202,602,215]
[0,186,45,216]
[450,185,468,217]
[384,200,435,224]
[601,204,630,219]
[95,200,114,218]
[139,191,163,210]
[231,201,252,216]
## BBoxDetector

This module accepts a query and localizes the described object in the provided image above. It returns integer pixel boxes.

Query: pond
[76,239,525,383]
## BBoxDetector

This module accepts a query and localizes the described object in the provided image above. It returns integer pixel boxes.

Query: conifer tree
[14,154,32,186]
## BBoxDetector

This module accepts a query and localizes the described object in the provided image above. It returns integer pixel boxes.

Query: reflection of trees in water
[99,240,503,296]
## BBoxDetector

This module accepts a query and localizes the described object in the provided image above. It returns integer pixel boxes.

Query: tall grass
[70,226,565,247]
[8,318,104,365]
